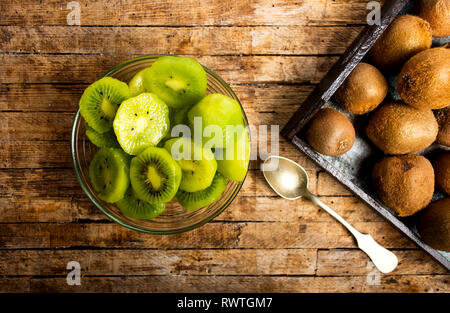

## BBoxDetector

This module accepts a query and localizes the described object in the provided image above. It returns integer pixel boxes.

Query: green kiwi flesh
[164,137,217,192]
[143,56,207,109]
[89,147,130,203]
[130,147,181,204]
[187,93,244,148]
[113,93,170,155]
[80,77,130,133]
[216,127,250,182]
[85,124,120,148]
[176,173,227,211]
[116,187,165,220]
[128,68,150,97]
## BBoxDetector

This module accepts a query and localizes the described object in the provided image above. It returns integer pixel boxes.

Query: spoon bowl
[262,155,398,274]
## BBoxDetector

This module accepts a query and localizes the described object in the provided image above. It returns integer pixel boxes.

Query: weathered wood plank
[0,278,30,293]
[0,195,383,224]
[0,221,413,249]
[0,168,317,198]
[0,139,320,171]
[318,171,353,196]
[24,275,449,293]
[0,80,314,112]
[0,26,362,55]
[317,249,449,276]
[0,55,337,84]
[0,0,373,26]
[0,249,317,276]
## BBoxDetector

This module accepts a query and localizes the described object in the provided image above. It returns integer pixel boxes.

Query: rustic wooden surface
[0,0,448,293]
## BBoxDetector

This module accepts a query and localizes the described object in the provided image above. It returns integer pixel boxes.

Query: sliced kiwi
[128,68,150,97]
[176,173,227,211]
[164,137,217,192]
[85,124,120,148]
[216,127,250,182]
[79,77,130,133]
[143,56,207,109]
[116,187,165,220]
[187,93,244,148]
[89,148,130,203]
[130,147,182,204]
[113,93,170,155]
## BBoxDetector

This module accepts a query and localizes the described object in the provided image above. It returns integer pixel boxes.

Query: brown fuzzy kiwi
[372,155,435,217]
[305,108,355,156]
[433,152,450,195]
[369,15,432,72]
[418,198,450,252]
[334,63,387,114]
[366,101,438,154]
[417,0,450,38]
[434,107,450,146]
[397,46,450,110]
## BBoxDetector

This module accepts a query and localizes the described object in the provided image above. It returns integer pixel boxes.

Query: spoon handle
[307,193,398,274]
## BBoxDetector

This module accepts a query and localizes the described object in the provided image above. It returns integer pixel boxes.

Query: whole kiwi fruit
[372,154,435,217]
[369,15,432,72]
[334,62,388,114]
[417,0,450,38]
[366,101,438,154]
[435,107,450,146]
[305,108,355,156]
[397,46,450,110]
[418,198,450,252]
[433,152,450,195]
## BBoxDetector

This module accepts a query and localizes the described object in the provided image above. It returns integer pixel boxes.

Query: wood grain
[0,0,446,293]
[0,221,413,249]
[0,26,361,55]
[0,55,337,84]
[0,0,372,26]
[0,249,317,276]
[0,84,315,112]
[0,196,384,224]
[0,168,316,198]
[21,275,449,293]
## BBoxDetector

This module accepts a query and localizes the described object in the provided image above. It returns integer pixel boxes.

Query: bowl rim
[71,54,250,235]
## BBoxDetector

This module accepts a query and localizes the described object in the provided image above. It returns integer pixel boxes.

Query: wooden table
[0,0,448,293]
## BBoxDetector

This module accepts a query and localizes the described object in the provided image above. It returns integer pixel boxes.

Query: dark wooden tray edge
[281,0,450,270]
[292,136,450,271]
[281,0,410,140]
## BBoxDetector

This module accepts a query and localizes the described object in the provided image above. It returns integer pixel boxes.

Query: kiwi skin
[417,0,450,38]
[435,107,450,147]
[397,46,450,110]
[372,155,435,217]
[418,198,450,252]
[366,101,438,155]
[334,62,387,114]
[433,152,450,195]
[305,108,355,156]
[369,15,432,72]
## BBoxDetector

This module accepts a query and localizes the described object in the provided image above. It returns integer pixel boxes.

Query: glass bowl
[71,55,250,234]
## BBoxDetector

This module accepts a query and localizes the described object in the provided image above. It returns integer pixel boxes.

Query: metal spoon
[262,155,398,274]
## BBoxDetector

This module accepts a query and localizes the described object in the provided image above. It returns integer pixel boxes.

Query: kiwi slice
[116,187,165,220]
[187,93,244,148]
[79,77,130,133]
[85,124,120,148]
[128,68,150,97]
[164,137,217,192]
[130,147,182,204]
[143,56,207,109]
[176,173,227,211]
[89,148,130,203]
[216,127,250,182]
[113,93,170,155]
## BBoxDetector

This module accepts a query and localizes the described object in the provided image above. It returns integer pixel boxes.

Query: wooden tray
[281,0,450,270]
